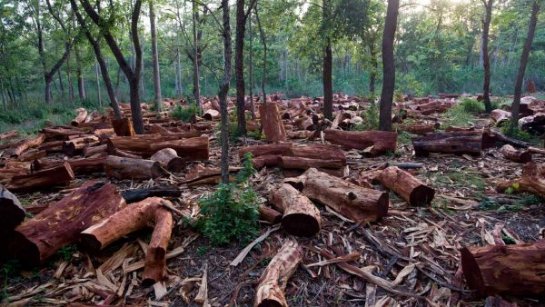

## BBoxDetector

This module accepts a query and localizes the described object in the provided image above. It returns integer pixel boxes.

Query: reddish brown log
[375,166,435,206]
[259,205,282,224]
[253,155,282,169]
[8,181,126,265]
[18,149,47,162]
[279,156,344,170]
[490,109,511,126]
[260,102,287,143]
[270,184,321,237]
[104,156,166,180]
[32,157,106,175]
[324,129,397,156]
[500,145,532,163]
[42,126,86,140]
[8,133,46,157]
[400,122,439,135]
[255,240,302,307]
[415,100,455,115]
[93,128,115,139]
[84,144,108,157]
[461,240,545,297]
[239,143,292,159]
[150,136,209,161]
[72,108,89,126]
[297,168,388,223]
[412,131,482,157]
[108,133,203,157]
[150,148,185,172]
[7,162,75,192]
[81,197,173,285]
[112,117,135,136]
[38,140,64,153]
[63,135,100,156]
[289,144,346,162]
[497,162,545,198]
[287,130,313,139]
[0,130,18,141]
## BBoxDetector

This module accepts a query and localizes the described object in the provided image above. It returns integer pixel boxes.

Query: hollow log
[279,156,344,170]
[270,184,321,237]
[460,240,545,297]
[260,102,287,143]
[104,156,166,180]
[259,205,282,224]
[150,148,185,172]
[149,136,209,161]
[297,168,388,223]
[375,166,435,206]
[412,131,482,157]
[324,129,397,156]
[122,187,182,203]
[112,117,135,136]
[497,162,545,198]
[7,162,75,192]
[7,181,126,265]
[81,197,173,285]
[8,133,46,157]
[203,109,220,120]
[255,240,302,307]
[490,109,511,126]
[63,135,100,156]
[500,145,532,163]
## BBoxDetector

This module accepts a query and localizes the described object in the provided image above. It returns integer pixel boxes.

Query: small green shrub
[460,98,484,115]
[501,125,536,143]
[443,104,475,127]
[171,104,200,122]
[353,103,379,131]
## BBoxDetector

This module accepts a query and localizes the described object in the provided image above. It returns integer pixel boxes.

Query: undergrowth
[479,193,543,212]
[353,103,379,131]
[171,103,200,122]
[501,125,539,144]
[443,103,475,127]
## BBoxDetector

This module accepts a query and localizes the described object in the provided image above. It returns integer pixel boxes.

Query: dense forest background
[0,0,544,118]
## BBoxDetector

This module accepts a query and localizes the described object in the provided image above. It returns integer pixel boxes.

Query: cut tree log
[239,143,292,159]
[412,131,482,157]
[253,155,282,169]
[7,181,126,265]
[323,129,397,156]
[0,130,18,141]
[72,108,89,126]
[18,149,47,162]
[270,184,321,237]
[7,162,75,192]
[203,109,220,120]
[122,187,182,203]
[375,166,435,206]
[104,156,167,180]
[81,197,173,285]
[482,128,528,149]
[259,205,283,224]
[499,145,532,163]
[295,168,388,223]
[260,102,287,143]
[289,144,346,162]
[112,117,135,136]
[150,148,185,172]
[8,133,46,157]
[83,144,108,157]
[255,240,303,307]
[497,162,545,198]
[400,122,439,135]
[460,240,545,297]
[0,186,25,234]
[32,157,106,175]
[490,109,511,126]
[279,156,344,170]
[38,140,64,153]
[63,135,100,156]
[149,136,209,161]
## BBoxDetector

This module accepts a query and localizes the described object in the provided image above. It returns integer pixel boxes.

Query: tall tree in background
[511,0,540,125]
[79,0,145,133]
[481,0,493,113]
[322,0,333,120]
[219,0,232,183]
[378,0,399,131]
[192,0,201,108]
[150,0,162,114]
[255,4,267,106]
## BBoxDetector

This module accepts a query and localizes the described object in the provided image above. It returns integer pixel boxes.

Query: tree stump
[112,117,135,136]
[260,102,287,143]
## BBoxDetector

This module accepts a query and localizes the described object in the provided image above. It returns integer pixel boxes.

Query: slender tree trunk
[322,0,333,120]
[248,11,255,119]
[67,52,74,103]
[58,70,65,98]
[511,1,540,126]
[482,0,493,113]
[175,33,182,97]
[369,41,378,96]
[95,63,102,107]
[149,0,162,114]
[235,0,247,136]
[192,2,201,108]
[379,0,400,132]
[255,4,266,105]
[75,46,86,100]
[219,0,232,183]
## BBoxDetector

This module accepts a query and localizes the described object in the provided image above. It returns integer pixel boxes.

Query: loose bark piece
[104,156,167,180]
[8,133,46,157]
[324,129,397,156]
[375,166,435,206]
[461,240,545,297]
[8,181,126,265]
[270,183,321,237]
[194,263,208,304]
[150,148,185,172]
[81,197,173,285]
[412,131,482,157]
[499,144,532,163]
[255,240,303,307]
[7,162,75,192]
[260,102,287,143]
[38,140,64,153]
[150,136,209,161]
[231,226,281,267]
[0,186,25,233]
[297,168,388,223]
[112,118,135,136]
[122,187,182,203]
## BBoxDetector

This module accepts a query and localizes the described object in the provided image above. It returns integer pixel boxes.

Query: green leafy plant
[57,245,77,261]
[171,104,200,122]
[460,98,484,114]
[443,103,475,127]
[501,125,537,143]
[353,103,379,131]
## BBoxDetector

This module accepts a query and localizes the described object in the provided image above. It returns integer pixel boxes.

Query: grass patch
[460,98,484,114]
[398,131,412,146]
[443,103,476,127]
[501,125,540,144]
[432,169,485,198]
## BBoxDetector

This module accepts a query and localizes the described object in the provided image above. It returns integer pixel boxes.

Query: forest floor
[2,95,545,306]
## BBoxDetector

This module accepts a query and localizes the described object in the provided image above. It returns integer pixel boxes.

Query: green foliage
[459,98,484,114]
[479,194,543,212]
[57,245,77,261]
[236,152,256,183]
[171,104,200,122]
[353,103,379,131]
[443,103,475,127]
[398,131,412,146]
[501,125,537,143]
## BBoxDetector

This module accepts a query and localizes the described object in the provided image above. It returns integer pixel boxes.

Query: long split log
[270,184,321,237]
[375,166,435,206]
[412,131,482,157]
[32,157,106,175]
[324,129,397,156]
[104,156,167,180]
[499,144,532,163]
[7,162,75,192]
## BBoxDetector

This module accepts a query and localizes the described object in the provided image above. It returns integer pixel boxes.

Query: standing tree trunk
[378,0,400,131]
[175,33,182,97]
[95,63,102,107]
[511,1,540,126]
[368,34,378,96]
[248,12,256,118]
[192,2,201,108]
[255,5,267,106]
[75,46,86,100]
[149,0,162,114]
[219,0,232,183]
[235,0,247,136]
[482,0,493,113]
[322,0,333,120]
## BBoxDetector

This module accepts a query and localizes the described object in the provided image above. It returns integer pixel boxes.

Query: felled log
[412,131,482,157]
[482,128,528,149]
[295,168,388,223]
[279,156,344,170]
[324,129,397,156]
[150,148,185,172]
[490,109,511,126]
[84,144,108,157]
[270,184,321,237]
[239,143,292,159]
[32,157,106,175]
[8,133,46,157]
[18,149,47,162]
[104,156,166,180]
[202,109,220,120]
[519,113,545,134]
[150,136,209,161]
[81,197,173,285]
[71,108,89,126]
[255,240,303,307]
[39,140,64,153]
[497,162,545,198]
[8,181,126,265]
[63,135,100,156]
[122,187,182,203]
[259,205,282,224]
[287,130,313,139]
[7,162,75,192]
[240,143,346,163]
[112,117,135,136]
[0,130,18,141]
[42,126,86,140]
[260,102,287,143]
[375,166,435,206]
[400,122,439,135]
[500,145,532,163]
[0,186,25,234]
[461,240,545,297]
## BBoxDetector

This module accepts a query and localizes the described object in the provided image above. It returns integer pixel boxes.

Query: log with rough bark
[239,143,292,159]
[279,156,344,170]
[150,136,209,161]
[122,187,182,203]
[104,156,167,180]
[260,102,287,143]
[412,131,482,157]
[270,184,321,237]
[42,126,86,140]
[296,168,388,223]
[8,133,46,157]
[6,181,126,265]
[63,135,100,156]
[7,162,75,192]
[72,108,89,126]
[112,117,135,136]
[150,148,185,172]
[83,144,108,157]
[375,166,435,206]
[259,205,283,224]
[240,143,346,162]
[500,145,532,163]
[38,140,64,153]
[18,149,47,162]
[482,128,528,149]
[0,130,18,141]
[32,157,106,175]
[81,197,173,285]
[497,162,545,198]
[461,240,545,297]
[490,109,511,126]
[324,129,397,156]
[400,122,439,135]
[255,240,303,307]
